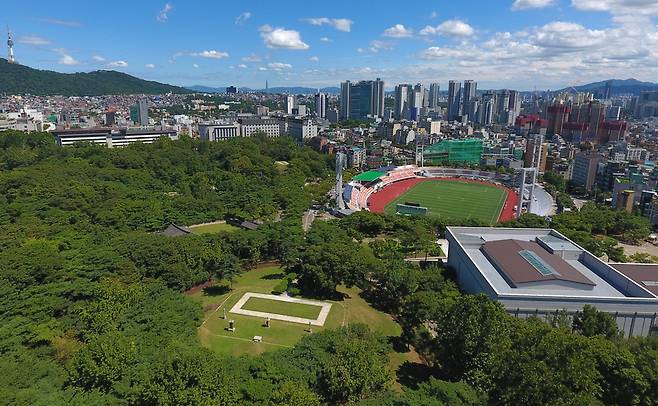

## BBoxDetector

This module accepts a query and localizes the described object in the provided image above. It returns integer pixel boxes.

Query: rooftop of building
[610,263,658,297]
[481,239,595,288]
[447,227,656,299]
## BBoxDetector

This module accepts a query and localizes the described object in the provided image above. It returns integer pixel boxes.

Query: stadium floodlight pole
[528,168,537,214]
[517,169,526,219]
[335,152,346,210]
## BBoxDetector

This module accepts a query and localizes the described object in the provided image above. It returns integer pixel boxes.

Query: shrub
[272,280,289,295]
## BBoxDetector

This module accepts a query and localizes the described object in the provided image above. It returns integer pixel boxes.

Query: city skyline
[4,0,658,90]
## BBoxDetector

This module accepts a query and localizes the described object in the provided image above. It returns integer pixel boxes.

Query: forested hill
[0,58,191,95]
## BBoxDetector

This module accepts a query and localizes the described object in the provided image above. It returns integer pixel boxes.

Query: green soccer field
[384,180,508,224]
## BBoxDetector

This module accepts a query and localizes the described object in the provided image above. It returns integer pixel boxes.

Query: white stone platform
[228,292,332,326]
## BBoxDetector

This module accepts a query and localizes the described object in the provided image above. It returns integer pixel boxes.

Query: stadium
[343,166,521,224]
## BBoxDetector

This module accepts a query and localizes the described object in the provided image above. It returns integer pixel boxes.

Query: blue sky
[5,0,658,90]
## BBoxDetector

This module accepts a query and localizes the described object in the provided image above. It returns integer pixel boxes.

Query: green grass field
[385,180,507,225]
[189,222,239,234]
[190,266,403,357]
[240,297,323,319]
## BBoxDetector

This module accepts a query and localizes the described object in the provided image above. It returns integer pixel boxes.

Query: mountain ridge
[0,58,191,96]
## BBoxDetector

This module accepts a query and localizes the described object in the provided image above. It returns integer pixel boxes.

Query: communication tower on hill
[7,26,16,64]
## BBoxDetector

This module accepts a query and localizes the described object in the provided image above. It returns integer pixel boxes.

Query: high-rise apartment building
[447,80,462,121]
[480,92,497,125]
[413,83,424,109]
[462,80,477,121]
[285,95,297,115]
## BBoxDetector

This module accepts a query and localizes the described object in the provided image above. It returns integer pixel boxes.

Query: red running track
[367,177,519,223]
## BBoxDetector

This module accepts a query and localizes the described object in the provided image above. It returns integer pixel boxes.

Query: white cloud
[191,50,229,59]
[193,63,199,68]
[258,67,267,71]
[237,63,247,68]
[572,0,658,15]
[92,55,106,62]
[382,24,413,38]
[303,17,353,32]
[430,11,439,19]
[156,3,173,23]
[268,62,293,70]
[310,56,320,62]
[533,21,606,50]
[512,0,555,10]
[356,47,365,53]
[421,19,475,37]
[420,46,473,59]
[242,54,262,62]
[369,40,394,53]
[320,36,331,42]
[260,26,309,50]
[145,63,156,69]
[235,11,251,25]
[107,60,128,68]
[54,49,79,65]
[18,36,50,46]
[37,17,81,27]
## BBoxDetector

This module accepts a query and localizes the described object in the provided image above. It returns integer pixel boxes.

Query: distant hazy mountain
[187,85,340,95]
[0,58,190,96]
[558,79,658,96]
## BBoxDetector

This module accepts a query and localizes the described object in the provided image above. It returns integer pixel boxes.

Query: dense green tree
[318,332,392,403]
[572,305,621,339]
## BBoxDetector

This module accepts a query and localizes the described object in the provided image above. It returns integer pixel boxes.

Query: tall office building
[340,78,385,120]
[394,84,413,120]
[447,80,462,121]
[315,92,327,119]
[131,98,149,126]
[428,83,440,108]
[371,78,385,118]
[340,81,351,120]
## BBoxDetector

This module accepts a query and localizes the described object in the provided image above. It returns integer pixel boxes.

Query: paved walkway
[229,292,332,326]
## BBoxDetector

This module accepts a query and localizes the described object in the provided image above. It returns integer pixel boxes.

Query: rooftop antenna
[7,26,15,64]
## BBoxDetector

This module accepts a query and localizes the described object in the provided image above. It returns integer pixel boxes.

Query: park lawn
[192,266,402,357]
[189,222,239,234]
[384,180,507,225]
[241,297,323,319]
